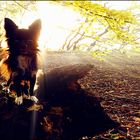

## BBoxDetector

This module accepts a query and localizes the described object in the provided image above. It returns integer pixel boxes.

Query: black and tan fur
[0,18,41,105]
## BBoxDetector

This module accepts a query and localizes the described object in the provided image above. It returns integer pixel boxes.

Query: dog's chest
[17,55,33,70]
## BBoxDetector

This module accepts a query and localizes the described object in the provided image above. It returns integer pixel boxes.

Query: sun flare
[5,1,139,52]
[19,1,81,51]
[37,2,81,51]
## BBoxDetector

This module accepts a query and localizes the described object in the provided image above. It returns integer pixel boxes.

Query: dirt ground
[0,51,140,140]
[78,51,140,139]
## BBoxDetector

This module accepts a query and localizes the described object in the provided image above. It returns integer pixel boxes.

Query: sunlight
[37,2,81,51]
[19,1,81,51]
[19,1,139,52]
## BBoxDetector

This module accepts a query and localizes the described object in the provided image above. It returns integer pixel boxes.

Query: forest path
[0,51,139,139]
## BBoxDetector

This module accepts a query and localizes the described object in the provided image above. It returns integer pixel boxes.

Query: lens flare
[19,1,81,51]
[37,2,81,51]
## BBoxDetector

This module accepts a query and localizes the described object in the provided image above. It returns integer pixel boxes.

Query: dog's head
[4,18,41,41]
[4,18,41,53]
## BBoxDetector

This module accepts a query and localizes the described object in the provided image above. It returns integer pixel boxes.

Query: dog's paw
[30,96,38,103]
[15,96,23,105]
[23,94,29,99]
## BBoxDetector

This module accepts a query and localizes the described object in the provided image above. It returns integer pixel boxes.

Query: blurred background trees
[0,1,140,56]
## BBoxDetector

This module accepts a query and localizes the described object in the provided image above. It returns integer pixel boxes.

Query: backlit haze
[9,1,140,51]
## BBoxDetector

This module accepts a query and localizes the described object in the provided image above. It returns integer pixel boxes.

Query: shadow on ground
[0,64,119,140]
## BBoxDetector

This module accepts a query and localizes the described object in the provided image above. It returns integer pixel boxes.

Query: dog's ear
[29,19,41,40]
[4,18,18,38]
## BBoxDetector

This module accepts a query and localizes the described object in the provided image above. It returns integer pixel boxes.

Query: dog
[0,18,41,105]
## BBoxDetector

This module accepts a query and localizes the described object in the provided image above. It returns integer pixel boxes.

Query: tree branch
[14,1,31,12]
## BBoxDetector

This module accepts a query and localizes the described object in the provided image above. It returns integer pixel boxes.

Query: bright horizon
[12,1,140,51]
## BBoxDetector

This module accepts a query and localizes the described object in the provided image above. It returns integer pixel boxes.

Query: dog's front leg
[15,95,23,105]
[29,72,38,103]
[13,74,23,105]
[15,82,23,105]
